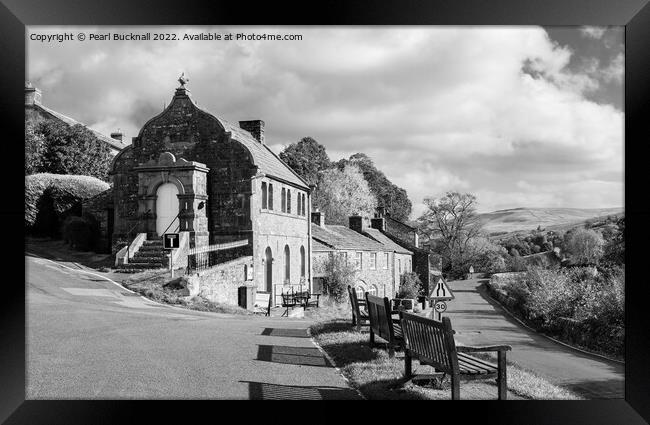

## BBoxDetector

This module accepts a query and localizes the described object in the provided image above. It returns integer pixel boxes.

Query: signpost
[428,277,454,321]
[163,233,180,278]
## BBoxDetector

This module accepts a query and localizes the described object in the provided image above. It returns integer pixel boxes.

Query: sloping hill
[476,207,623,235]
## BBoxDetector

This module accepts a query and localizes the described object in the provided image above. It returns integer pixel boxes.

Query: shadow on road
[243,380,358,400]
[261,328,310,338]
[256,344,332,367]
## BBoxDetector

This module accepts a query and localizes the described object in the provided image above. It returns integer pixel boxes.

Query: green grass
[310,320,583,400]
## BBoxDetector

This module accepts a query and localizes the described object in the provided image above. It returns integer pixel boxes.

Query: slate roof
[312,238,334,252]
[213,117,309,190]
[363,228,413,255]
[33,103,126,152]
[311,224,412,255]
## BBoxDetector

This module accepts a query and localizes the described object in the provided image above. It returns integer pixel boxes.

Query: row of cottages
[311,211,414,300]
[109,77,312,303]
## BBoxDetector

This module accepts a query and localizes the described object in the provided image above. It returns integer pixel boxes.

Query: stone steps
[116,237,170,273]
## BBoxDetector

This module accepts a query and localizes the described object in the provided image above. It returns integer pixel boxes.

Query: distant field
[475,207,624,236]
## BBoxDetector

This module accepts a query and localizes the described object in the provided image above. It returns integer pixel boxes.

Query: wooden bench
[293,290,321,308]
[365,294,404,358]
[280,291,299,317]
[347,285,369,331]
[399,312,512,400]
[253,292,271,316]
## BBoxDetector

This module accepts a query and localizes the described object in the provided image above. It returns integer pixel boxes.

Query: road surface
[25,253,360,400]
[444,277,624,399]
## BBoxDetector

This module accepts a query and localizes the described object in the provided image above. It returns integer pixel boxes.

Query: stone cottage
[25,82,126,155]
[311,211,413,300]
[109,76,312,301]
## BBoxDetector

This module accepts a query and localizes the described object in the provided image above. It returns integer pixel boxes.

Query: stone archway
[156,182,180,236]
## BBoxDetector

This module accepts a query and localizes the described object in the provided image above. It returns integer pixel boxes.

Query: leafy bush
[26,120,112,181]
[322,253,357,303]
[398,272,422,298]
[25,173,110,237]
[524,267,578,326]
[61,215,99,251]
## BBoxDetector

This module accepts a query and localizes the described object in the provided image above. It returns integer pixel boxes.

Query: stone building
[311,211,413,300]
[109,76,312,300]
[25,82,126,155]
[369,207,439,295]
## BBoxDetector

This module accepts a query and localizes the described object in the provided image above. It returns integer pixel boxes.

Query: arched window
[268,184,274,210]
[287,190,292,214]
[297,193,301,216]
[261,182,267,209]
[398,259,402,274]
[368,285,378,296]
[300,246,306,277]
[355,285,365,300]
[284,245,291,283]
[281,188,286,212]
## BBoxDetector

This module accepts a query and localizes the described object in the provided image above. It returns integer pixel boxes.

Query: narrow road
[25,253,360,400]
[443,277,624,399]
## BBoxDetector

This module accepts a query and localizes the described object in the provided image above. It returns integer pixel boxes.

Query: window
[384,253,389,269]
[340,252,348,264]
[268,184,274,210]
[398,259,402,274]
[302,193,306,216]
[284,245,290,283]
[355,285,365,300]
[370,252,377,270]
[368,285,377,296]
[261,182,267,209]
[287,190,292,214]
[354,252,362,270]
[281,188,286,212]
[297,193,301,216]
[406,259,411,272]
[300,246,306,277]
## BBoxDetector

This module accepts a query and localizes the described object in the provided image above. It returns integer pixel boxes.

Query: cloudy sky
[27,26,624,218]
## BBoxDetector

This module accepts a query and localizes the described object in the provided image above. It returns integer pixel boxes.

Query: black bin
[238,285,256,310]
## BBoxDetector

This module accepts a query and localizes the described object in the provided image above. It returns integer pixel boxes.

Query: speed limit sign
[434,300,447,313]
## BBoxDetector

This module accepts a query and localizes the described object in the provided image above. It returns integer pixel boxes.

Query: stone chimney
[311,210,325,227]
[370,217,386,232]
[25,82,42,106]
[349,215,365,234]
[239,120,265,144]
[376,206,387,218]
[110,130,123,142]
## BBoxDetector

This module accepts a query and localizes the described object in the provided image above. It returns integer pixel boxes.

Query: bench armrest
[456,345,512,353]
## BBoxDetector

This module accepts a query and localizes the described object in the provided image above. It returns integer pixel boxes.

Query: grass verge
[310,320,583,400]
[122,268,253,315]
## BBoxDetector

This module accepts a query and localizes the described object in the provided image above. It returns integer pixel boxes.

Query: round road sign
[434,300,447,313]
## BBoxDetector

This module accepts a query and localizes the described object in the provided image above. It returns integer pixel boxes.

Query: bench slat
[457,353,497,373]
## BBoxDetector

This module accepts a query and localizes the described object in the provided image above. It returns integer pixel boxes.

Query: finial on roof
[178,72,189,88]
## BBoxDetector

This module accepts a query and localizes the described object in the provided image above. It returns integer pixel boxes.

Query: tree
[322,253,357,303]
[312,164,377,225]
[336,153,412,221]
[279,137,331,186]
[564,228,605,265]
[27,120,112,181]
[417,192,483,278]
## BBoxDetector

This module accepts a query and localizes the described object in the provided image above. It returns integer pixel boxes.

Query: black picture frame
[3,0,649,423]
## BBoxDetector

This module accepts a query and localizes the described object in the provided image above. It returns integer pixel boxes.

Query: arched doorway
[264,247,273,292]
[156,183,179,236]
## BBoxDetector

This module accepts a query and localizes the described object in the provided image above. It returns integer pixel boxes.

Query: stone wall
[185,256,253,305]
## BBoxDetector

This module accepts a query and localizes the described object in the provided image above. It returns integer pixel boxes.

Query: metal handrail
[160,210,183,237]
[126,209,151,260]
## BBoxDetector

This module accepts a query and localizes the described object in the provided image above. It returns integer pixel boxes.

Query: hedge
[25,173,110,237]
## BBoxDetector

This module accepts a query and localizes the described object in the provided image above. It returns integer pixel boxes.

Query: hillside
[476,207,624,236]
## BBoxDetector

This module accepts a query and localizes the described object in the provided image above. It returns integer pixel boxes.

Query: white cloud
[580,26,607,39]
[27,26,624,219]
